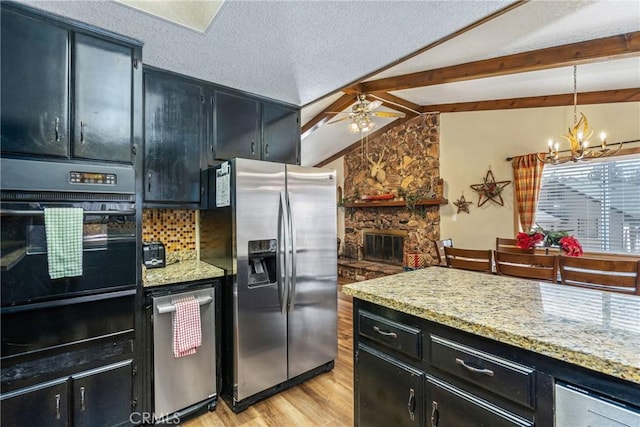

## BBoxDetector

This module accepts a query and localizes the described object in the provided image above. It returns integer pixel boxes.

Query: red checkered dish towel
[172,296,202,358]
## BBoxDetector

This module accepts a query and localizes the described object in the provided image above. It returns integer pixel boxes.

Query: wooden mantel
[343,198,448,208]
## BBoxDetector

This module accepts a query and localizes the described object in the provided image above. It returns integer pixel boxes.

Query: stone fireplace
[339,113,443,278]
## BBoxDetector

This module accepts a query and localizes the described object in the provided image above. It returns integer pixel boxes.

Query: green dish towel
[45,207,83,279]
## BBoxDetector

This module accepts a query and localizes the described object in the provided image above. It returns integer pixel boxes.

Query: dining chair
[496,237,535,254]
[443,247,493,273]
[494,251,558,282]
[433,238,453,266]
[558,256,640,295]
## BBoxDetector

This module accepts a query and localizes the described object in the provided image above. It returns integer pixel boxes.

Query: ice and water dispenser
[248,239,277,286]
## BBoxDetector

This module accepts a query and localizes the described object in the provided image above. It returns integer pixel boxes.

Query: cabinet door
[356,344,423,427]
[73,33,133,163]
[262,101,299,164]
[203,88,216,167]
[214,90,260,161]
[426,374,533,427]
[1,8,69,157]
[144,71,203,203]
[1,378,70,427]
[72,360,133,427]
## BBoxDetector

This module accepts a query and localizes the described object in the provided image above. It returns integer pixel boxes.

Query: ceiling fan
[327,94,406,133]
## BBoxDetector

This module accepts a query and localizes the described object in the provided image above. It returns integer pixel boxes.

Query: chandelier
[537,65,621,164]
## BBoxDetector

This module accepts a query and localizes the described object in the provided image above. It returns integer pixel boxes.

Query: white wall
[440,102,640,250]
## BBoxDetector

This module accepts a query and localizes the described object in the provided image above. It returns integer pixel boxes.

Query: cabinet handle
[407,388,415,421]
[55,394,61,420]
[265,143,269,156]
[147,173,152,193]
[373,325,397,339]
[251,140,255,155]
[430,400,438,427]
[54,117,60,142]
[80,121,86,144]
[80,386,86,412]
[455,358,494,376]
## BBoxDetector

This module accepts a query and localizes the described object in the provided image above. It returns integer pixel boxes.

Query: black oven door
[1,201,137,307]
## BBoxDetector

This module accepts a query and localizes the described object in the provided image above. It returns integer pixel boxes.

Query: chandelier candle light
[538,65,622,164]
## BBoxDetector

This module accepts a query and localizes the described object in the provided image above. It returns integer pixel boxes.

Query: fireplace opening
[363,229,406,265]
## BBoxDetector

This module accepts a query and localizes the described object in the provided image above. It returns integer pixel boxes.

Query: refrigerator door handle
[287,191,297,312]
[279,191,289,315]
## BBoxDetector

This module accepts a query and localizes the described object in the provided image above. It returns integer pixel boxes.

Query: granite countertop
[343,267,640,384]
[143,258,225,287]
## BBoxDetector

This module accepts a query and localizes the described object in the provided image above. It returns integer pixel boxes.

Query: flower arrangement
[516,231,544,249]
[516,225,583,257]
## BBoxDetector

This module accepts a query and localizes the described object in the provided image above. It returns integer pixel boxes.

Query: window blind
[534,154,640,254]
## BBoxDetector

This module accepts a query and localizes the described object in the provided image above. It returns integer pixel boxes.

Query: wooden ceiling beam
[421,88,640,113]
[362,32,640,93]
[300,93,355,137]
[367,93,422,115]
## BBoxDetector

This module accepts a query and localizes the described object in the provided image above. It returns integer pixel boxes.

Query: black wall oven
[1,158,138,360]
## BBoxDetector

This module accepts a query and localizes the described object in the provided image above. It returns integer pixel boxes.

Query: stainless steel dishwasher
[152,287,216,420]
[555,382,640,426]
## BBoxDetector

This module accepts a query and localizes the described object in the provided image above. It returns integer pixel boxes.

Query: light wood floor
[184,281,354,426]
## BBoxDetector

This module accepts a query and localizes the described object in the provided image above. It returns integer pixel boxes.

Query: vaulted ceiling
[301,1,640,166]
[17,1,640,167]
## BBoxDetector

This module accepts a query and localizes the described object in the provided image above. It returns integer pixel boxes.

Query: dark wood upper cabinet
[214,90,261,161]
[0,4,140,164]
[73,34,133,163]
[213,89,301,165]
[144,69,203,204]
[262,102,299,164]
[1,8,70,158]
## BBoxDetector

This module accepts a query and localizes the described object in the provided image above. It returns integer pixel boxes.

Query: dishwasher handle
[156,295,212,314]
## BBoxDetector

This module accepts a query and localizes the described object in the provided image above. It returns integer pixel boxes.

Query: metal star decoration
[470,169,511,207]
[453,192,473,214]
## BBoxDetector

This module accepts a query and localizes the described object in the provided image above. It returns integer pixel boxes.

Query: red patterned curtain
[512,153,545,232]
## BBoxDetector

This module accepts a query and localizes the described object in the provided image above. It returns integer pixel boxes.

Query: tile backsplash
[142,209,196,253]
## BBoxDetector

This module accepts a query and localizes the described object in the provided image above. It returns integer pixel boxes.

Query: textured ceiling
[18,0,512,106]
[12,0,640,167]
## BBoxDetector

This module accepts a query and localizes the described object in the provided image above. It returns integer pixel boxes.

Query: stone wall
[342,113,442,267]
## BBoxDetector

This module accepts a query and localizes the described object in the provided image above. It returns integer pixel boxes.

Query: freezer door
[233,159,288,401]
[286,165,338,379]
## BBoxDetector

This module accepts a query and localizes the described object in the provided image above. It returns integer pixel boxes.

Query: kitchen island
[343,267,640,426]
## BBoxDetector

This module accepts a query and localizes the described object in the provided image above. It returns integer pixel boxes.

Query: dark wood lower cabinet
[426,375,533,427]
[72,360,133,427]
[1,360,133,427]
[1,377,70,427]
[353,298,638,427]
[356,343,423,427]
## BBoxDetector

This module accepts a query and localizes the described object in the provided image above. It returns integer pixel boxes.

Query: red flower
[559,236,583,257]
[516,231,544,249]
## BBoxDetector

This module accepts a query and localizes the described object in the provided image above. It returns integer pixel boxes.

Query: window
[534,154,640,254]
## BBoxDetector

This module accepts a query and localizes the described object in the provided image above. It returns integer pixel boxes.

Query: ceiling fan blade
[327,115,352,125]
[367,100,383,111]
[372,111,406,118]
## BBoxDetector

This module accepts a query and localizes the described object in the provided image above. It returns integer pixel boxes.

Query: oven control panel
[70,171,117,185]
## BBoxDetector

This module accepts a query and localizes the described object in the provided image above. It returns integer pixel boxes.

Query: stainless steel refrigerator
[200,158,337,412]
